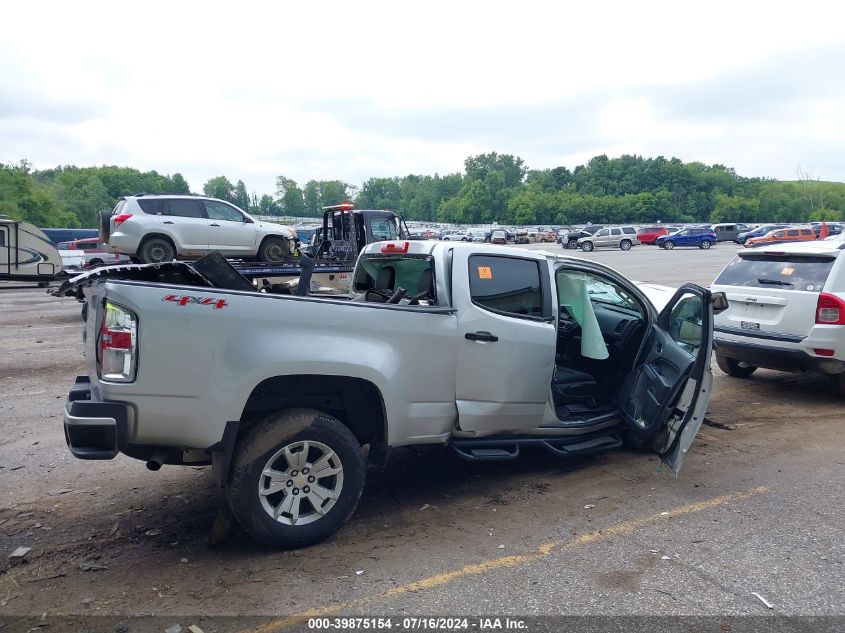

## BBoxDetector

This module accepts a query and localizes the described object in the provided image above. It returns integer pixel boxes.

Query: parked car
[102,195,298,264]
[58,237,129,267]
[491,230,508,245]
[736,224,791,245]
[812,222,844,238]
[745,226,816,247]
[637,226,670,245]
[466,229,489,243]
[711,223,752,242]
[711,240,845,394]
[514,229,530,244]
[656,227,717,250]
[442,231,470,241]
[63,240,723,547]
[562,225,604,249]
[577,226,640,252]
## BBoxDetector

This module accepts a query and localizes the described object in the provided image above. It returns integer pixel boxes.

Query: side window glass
[667,293,704,357]
[206,201,244,222]
[0,230,6,247]
[167,199,205,218]
[787,230,799,237]
[137,199,168,215]
[773,231,785,238]
[610,228,621,236]
[469,255,543,319]
[595,229,609,237]
[370,217,398,241]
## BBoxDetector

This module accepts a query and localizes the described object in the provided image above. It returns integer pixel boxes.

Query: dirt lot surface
[1,243,843,632]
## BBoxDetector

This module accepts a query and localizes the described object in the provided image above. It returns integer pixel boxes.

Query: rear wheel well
[240,375,386,446]
[137,233,176,256]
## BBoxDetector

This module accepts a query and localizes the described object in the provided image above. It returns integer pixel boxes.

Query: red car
[637,226,669,245]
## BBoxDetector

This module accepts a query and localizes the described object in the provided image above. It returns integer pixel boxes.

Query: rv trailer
[0,218,64,284]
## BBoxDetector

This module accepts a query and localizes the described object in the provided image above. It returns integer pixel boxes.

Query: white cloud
[2,0,845,192]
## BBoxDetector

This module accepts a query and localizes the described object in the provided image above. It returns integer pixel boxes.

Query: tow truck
[228,203,408,291]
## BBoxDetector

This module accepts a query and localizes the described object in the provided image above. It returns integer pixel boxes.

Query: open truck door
[620,284,724,475]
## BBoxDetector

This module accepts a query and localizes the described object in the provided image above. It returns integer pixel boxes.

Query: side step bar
[449,433,623,462]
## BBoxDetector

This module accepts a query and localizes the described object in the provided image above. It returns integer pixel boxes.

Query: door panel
[452,251,556,434]
[205,201,257,254]
[619,284,715,475]
[163,199,209,254]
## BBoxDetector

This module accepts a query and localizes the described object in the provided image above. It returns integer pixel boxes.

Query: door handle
[162,221,174,225]
[210,223,220,227]
[465,331,498,342]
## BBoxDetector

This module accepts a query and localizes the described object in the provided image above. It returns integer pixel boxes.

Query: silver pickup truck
[63,241,724,548]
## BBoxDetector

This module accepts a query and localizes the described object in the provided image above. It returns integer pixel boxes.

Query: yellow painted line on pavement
[249,486,768,633]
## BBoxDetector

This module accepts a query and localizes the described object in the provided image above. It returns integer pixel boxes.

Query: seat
[552,366,598,406]
[413,268,434,300]
[363,266,396,303]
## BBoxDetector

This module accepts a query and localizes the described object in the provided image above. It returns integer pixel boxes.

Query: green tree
[275,176,305,216]
[234,180,250,210]
[203,176,235,202]
[464,152,527,188]
[171,173,191,194]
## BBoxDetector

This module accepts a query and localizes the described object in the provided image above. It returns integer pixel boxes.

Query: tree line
[1,154,842,229]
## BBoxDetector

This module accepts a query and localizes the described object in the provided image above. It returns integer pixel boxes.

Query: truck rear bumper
[63,376,129,459]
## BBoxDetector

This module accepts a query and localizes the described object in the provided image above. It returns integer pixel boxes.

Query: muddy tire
[716,353,757,378]
[258,237,290,263]
[226,409,365,549]
[138,237,176,264]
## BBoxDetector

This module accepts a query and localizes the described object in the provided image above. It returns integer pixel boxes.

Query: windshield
[715,254,835,291]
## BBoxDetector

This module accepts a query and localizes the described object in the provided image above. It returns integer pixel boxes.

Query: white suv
[711,240,845,394]
[102,195,298,264]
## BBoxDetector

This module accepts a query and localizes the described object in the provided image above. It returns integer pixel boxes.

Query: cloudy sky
[2,0,844,195]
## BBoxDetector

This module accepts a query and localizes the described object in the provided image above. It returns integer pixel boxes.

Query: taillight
[113,213,133,227]
[816,293,845,325]
[98,300,138,382]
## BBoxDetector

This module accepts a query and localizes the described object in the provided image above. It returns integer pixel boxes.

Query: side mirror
[712,292,729,315]
[243,216,254,224]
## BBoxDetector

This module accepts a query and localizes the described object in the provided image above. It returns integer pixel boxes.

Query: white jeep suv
[102,195,298,264]
[711,240,845,394]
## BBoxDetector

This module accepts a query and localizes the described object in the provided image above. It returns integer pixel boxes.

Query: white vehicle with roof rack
[711,240,845,393]
[101,194,298,264]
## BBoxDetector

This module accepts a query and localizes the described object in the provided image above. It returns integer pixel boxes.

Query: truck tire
[716,353,757,378]
[619,239,632,251]
[138,237,176,264]
[258,237,290,263]
[699,240,712,249]
[838,374,845,397]
[226,408,365,549]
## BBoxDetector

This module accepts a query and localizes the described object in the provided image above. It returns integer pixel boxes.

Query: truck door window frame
[467,254,552,321]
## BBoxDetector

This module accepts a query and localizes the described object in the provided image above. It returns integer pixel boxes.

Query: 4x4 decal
[162,294,228,309]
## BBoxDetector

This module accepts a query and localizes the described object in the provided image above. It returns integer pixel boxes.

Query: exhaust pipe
[146,450,169,471]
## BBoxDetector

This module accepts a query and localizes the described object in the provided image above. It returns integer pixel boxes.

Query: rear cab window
[468,255,545,319]
[715,254,836,292]
[354,255,437,304]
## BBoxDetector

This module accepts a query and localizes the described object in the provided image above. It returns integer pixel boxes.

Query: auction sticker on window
[477,266,493,279]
